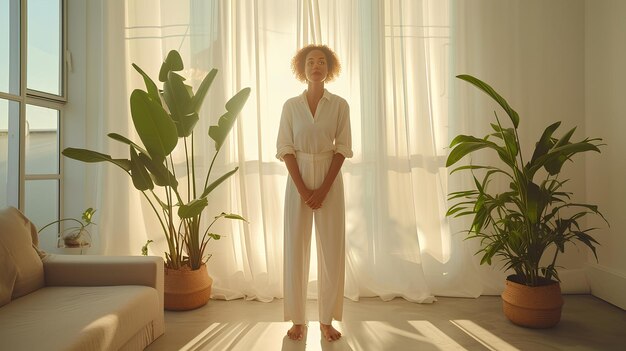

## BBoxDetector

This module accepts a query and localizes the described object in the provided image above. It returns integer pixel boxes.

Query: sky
[1,0,61,131]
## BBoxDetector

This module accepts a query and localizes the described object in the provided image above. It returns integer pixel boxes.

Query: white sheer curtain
[91,0,487,302]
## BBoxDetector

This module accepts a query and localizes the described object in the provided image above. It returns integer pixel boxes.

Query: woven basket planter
[164,264,212,311]
[501,275,564,328]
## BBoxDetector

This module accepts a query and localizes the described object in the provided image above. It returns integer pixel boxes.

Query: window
[0,0,65,230]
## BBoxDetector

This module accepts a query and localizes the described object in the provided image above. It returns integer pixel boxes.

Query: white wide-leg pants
[284,151,345,325]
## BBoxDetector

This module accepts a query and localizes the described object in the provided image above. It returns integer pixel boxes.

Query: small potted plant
[446,74,607,328]
[39,208,97,248]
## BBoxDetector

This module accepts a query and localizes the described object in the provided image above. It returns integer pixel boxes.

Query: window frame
[0,0,66,221]
[26,0,67,102]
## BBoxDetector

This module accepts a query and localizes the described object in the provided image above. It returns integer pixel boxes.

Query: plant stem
[191,132,196,199]
[38,218,83,233]
[184,135,191,202]
[547,244,560,281]
[203,150,219,193]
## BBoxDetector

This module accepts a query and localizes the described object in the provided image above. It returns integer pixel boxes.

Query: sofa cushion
[0,207,45,299]
[0,285,160,351]
[0,242,17,307]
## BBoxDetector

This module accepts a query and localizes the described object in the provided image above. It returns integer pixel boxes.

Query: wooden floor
[146,295,625,350]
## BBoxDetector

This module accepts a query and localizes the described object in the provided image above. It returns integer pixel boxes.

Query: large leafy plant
[63,50,250,270]
[446,74,606,287]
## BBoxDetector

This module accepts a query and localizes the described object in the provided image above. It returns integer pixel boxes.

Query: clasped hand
[300,187,329,210]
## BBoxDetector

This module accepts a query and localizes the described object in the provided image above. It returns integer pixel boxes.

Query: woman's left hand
[305,186,329,210]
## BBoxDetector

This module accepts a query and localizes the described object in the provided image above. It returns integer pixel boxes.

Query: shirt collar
[301,89,331,101]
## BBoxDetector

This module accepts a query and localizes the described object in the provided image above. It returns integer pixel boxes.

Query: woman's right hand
[304,187,328,210]
[299,188,315,208]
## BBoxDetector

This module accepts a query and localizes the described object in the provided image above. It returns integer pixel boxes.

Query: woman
[276,44,352,342]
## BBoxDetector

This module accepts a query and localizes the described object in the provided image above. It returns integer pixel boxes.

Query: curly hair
[291,44,341,83]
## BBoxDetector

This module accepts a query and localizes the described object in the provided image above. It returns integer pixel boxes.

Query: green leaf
[448,195,478,204]
[129,147,154,191]
[178,197,209,218]
[190,69,218,113]
[530,142,601,176]
[212,212,248,222]
[572,231,600,262]
[446,141,493,167]
[454,210,477,218]
[495,147,517,168]
[448,189,480,197]
[553,127,577,149]
[541,127,579,174]
[200,167,239,198]
[490,122,518,158]
[457,74,520,128]
[208,88,251,152]
[451,164,492,174]
[529,121,561,167]
[158,50,184,82]
[163,71,199,137]
[62,148,131,171]
[449,134,483,147]
[132,63,161,106]
[544,153,569,175]
[137,152,178,188]
[107,133,149,155]
[446,203,473,217]
[82,208,96,223]
[526,181,543,224]
[223,213,247,221]
[130,89,178,164]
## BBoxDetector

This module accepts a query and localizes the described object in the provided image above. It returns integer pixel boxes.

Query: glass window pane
[25,104,59,174]
[27,0,62,95]
[0,0,20,95]
[0,98,19,208]
[25,179,58,231]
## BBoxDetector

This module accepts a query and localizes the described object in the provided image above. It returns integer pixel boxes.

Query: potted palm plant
[446,74,607,328]
[63,50,250,310]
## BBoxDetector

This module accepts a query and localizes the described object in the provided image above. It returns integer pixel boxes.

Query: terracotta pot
[164,264,212,311]
[501,275,564,328]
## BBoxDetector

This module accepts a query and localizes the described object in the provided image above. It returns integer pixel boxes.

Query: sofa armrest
[43,254,164,310]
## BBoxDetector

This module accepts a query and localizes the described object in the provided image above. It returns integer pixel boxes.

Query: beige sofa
[0,207,164,351]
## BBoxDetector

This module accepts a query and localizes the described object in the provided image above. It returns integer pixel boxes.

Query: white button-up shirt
[276,89,353,161]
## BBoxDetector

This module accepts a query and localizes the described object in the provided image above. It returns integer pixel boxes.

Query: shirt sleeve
[276,101,296,161]
[334,99,353,158]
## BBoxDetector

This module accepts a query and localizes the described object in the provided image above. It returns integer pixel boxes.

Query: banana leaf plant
[63,50,250,270]
[446,74,607,287]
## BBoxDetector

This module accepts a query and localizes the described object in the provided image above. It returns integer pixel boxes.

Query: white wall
[585,0,626,310]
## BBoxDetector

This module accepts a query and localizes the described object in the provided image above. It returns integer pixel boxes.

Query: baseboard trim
[585,263,626,310]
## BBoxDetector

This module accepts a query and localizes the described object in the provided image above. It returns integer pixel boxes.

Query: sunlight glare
[450,320,520,351]
[407,321,467,350]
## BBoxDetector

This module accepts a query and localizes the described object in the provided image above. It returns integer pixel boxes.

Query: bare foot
[287,324,306,341]
[320,323,341,342]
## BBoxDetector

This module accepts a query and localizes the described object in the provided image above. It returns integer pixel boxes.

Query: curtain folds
[94,0,486,303]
